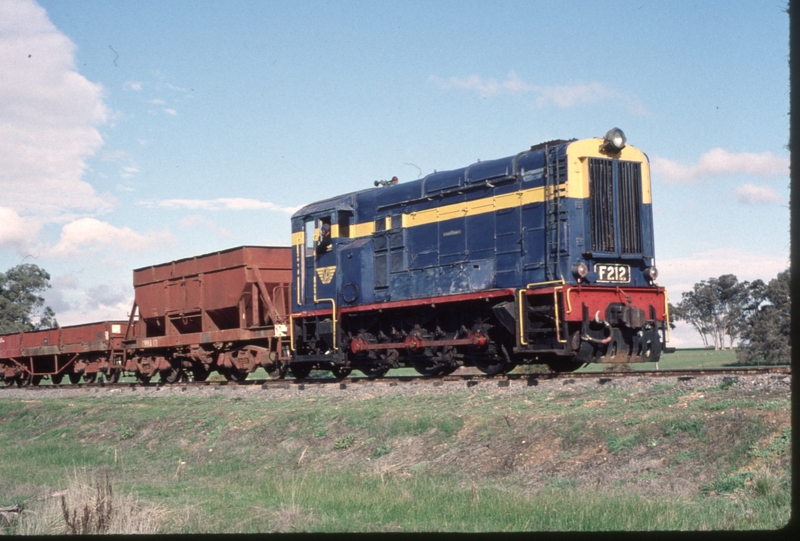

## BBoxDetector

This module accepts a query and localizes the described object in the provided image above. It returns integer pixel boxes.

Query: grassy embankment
[0,348,790,533]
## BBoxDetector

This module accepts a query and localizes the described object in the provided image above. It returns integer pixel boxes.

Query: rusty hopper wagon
[0,321,128,385]
[123,246,292,383]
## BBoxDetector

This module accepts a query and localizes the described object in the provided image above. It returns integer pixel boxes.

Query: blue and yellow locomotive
[289,128,671,378]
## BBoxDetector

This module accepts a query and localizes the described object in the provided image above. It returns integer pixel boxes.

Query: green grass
[0,378,791,533]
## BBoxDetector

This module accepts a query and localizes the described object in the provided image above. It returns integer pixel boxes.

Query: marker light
[644,266,658,282]
[601,127,626,152]
[572,261,589,279]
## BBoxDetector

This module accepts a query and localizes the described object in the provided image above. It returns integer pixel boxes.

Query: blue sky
[0,0,790,348]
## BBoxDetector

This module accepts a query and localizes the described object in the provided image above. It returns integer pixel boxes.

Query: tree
[0,264,58,334]
[736,268,790,365]
[671,274,757,350]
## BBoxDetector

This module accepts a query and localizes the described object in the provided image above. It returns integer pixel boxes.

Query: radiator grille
[588,158,643,254]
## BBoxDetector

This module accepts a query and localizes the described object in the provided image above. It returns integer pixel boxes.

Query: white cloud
[0,0,113,217]
[0,206,36,251]
[164,108,177,116]
[51,295,134,327]
[734,183,783,204]
[428,72,646,113]
[658,247,789,299]
[48,217,175,257]
[651,148,789,184]
[120,166,140,178]
[123,81,142,92]
[142,198,300,213]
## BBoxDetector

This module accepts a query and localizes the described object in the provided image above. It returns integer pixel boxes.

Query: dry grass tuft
[265,503,317,532]
[15,468,168,535]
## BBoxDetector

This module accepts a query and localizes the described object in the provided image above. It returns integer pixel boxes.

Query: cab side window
[316,217,332,255]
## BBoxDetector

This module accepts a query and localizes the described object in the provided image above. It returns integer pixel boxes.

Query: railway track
[1,366,790,394]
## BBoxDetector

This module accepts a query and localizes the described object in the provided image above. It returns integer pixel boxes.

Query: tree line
[0,264,791,365]
[670,268,790,365]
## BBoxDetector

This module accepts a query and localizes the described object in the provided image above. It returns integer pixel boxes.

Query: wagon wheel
[135,372,151,384]
[31,375,43,386]
[289,363,313,380]
[191,365,210,382]
[15,372,32,387]
[68,373,82,384]
[159,367,182,384]
[265,361,287,380]
[83,373,97,384]
[330,365,352,379]
[107,369,121,383]
[223,367,249,382]
[50,373,64,385]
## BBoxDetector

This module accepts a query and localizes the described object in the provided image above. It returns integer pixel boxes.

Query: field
[0,350,791,533]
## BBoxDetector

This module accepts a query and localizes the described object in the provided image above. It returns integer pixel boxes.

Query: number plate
[596,264,630,283]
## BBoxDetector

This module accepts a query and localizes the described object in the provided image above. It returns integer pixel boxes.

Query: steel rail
[0,366,790,393]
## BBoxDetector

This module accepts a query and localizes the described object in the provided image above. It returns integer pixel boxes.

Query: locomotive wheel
[358,364,389,378]
[289,364,313,380]
[441,364,460,375]
[330,365,352,379]
[107,369,121,383]
[411,355,445,377]
[135,372,151,384]
[51,374,64,385]
[68,373,82,384]
[473,357,513,376]
[83,373,97,384]
[546,360,585,373]
[15,373,32,387]
[31,375,43,386]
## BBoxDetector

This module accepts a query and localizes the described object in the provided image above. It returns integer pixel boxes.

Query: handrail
[518,280,566,346]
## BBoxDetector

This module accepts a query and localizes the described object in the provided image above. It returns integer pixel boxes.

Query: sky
[0,0,790,348]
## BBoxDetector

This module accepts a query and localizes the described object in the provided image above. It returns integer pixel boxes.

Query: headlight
[601,127,626,152]
[644,266,658,281]
[572,261,589,279]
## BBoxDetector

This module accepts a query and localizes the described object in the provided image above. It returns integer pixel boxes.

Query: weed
[333,434,356,450]
[558,420,584,449]
[750,426,791,458]
[752,468,781,498]
[114,424,136,440]
[755,399,788,411]
[701,471,754,494]
[606,433,637,452]
[663,418,704,439]
[313,428,328,438]
[672,450,697,464]
[697,398,739,411]
[370,444,393,459]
